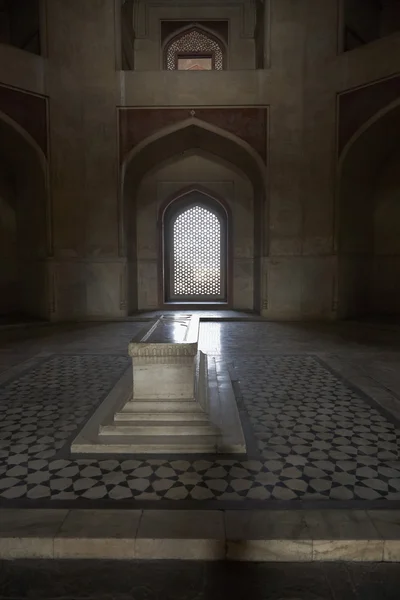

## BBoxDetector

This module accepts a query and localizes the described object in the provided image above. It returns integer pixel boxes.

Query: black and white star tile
[0,354,130,465]
[0,353,400,505]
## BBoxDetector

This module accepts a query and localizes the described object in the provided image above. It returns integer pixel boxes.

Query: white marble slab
[0,508,393,561]
[54,510,141,559]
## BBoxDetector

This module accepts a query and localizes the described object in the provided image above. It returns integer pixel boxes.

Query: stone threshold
[0,320,49,332]
[1,509,400,561]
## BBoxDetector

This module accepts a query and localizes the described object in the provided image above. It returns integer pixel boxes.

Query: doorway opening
[163,190,228,303]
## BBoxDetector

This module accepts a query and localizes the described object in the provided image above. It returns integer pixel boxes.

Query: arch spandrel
[122,117,266,192]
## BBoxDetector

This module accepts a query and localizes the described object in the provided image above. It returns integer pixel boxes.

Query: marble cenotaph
[71,314,245,454]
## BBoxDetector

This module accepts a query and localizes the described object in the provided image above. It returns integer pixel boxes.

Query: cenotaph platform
[71,314,245,454]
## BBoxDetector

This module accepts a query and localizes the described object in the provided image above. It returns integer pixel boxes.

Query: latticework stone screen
[172,205,222,298]
[165,29,224,70]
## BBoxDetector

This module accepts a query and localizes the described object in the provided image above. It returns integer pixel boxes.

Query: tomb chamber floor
[0,317,400,509]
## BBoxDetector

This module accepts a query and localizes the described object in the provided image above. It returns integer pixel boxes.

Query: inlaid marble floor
[0,318,400,508]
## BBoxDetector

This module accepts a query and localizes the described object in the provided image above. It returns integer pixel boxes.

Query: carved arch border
[338,97,400,168]
[159,185,233,305]
[120,116,267,186]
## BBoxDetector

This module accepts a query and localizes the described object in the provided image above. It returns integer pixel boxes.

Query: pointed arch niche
[163,25,226,70]
[0,110,49,319]
[336,99,400,318]
[162,189,230,303]
[121,117,266,312]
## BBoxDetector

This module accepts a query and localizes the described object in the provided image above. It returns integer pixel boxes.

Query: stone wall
[381,0,400,37]
[46,0,124,320]
[0,0,398,320]
[0,166,17,315]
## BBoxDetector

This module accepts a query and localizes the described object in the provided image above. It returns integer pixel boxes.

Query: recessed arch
[336,99,400,253]
[0,110,50,319]
[0,109,48,173]
[339,97,400,168]
[121,118,266,312]
[335,99,400,318]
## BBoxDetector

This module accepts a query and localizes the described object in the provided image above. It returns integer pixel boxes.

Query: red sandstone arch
[121,117,266,188]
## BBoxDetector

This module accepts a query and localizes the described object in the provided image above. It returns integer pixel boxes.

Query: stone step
[74,434,219,454]
[0,508,397,562]
[114,411,209,422]
[99,422,219,437]
[120,400,203,413]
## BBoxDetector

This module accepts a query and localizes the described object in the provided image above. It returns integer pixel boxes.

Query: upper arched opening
[163,25,226,71]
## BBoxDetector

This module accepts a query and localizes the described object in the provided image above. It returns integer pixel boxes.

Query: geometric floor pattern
[237,355,400,501]
[0,351,400,505]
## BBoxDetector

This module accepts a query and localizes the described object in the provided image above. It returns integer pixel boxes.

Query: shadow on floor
[0,560,398,599]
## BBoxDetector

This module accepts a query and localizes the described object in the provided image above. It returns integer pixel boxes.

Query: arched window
[164,26,225,71]
[163,191,228,302]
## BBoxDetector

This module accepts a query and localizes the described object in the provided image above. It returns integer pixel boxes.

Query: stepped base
[100,422,219,437]
[73,434,225,454]
[71,358,246,456]
[71,315,245,455]
[119,399,204,414]
[115,411,209,422]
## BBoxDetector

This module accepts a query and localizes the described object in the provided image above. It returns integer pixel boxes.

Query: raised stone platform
[71,315,245,454]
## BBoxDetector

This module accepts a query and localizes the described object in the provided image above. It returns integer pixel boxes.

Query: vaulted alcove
[121,118,266,312]
[0,112,48,319]
[336,100,400,317]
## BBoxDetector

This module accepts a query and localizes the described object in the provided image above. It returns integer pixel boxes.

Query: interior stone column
[45,0,126,320]
[262,0,305,318]
[299,0,338,319]
[262,0,339,320]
